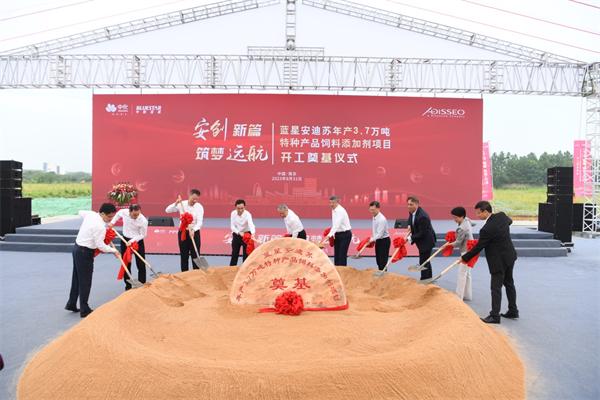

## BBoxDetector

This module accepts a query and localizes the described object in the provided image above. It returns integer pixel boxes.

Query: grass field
[492,186,546,218]
[23,183,92,218]
[23,182,91,198]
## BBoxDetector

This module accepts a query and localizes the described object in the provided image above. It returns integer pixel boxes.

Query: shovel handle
[381,247,401,273]
[425,258,463,284]
[189,230,201,258]
[382,232,412,272]
[111,243,135,281]
[355,240,371,257]
[177,201,201,258]
[111,228,159,276]
[416,242,449,268]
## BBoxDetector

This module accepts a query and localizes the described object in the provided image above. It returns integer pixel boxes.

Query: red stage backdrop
[93,94,482,219]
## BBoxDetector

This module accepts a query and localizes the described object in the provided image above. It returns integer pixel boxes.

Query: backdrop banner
[93,94,483,221]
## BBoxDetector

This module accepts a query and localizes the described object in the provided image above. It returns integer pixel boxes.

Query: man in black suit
[462,201,519,324]
[407,196,437,280]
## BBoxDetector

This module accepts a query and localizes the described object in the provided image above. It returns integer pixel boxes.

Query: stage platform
[0,217,568,257]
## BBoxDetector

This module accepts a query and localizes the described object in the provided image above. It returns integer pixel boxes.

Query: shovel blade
[408,265,426,272]
[419,275,441,285]
[193,257,209,271]
[126,279,144,289]
[373,270,387,278]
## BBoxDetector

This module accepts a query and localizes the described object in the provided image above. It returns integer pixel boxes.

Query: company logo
[422,107,466,118]
[135,105,162,115]
[105,103,129,115]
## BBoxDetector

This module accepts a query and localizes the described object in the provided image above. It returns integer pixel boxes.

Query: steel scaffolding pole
[582,64,600,235]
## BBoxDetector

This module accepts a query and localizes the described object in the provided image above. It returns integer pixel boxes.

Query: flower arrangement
[108,182,137,205]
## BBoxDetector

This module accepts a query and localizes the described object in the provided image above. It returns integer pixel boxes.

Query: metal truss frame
[302,0,580,64]
[2,0,280,56]
[0,54,592,95]
[582,64,600,235]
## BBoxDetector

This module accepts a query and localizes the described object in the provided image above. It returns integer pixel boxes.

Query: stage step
[4,233,77,244]
[432,246,568,257]
[2,229,568,256]
[0,241,74,252]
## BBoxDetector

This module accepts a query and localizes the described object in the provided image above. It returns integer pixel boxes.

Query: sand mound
[18,268,524,399]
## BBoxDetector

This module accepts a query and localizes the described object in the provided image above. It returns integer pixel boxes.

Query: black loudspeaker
[547,185,574,195]
[0,160,30,236]
[0,160,22,190]
[394,219,408,229]
[547,193,573,204]
[0,188,22,198]
[538,203,555,233]
[546,166,573,185]
[13,197,32,227]
[148,216,174,227]
[0,160,23,170]
[0,167,22,180]
[538,202,572,242]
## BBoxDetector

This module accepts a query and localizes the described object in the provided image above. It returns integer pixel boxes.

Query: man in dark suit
[462,201,519,324]
[407,196,437,280]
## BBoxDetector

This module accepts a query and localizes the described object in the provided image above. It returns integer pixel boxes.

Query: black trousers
[489,261,518,317]
[67,244,95,313]
[178,230,201,272]
[375,237,391,270]
[333,230,352,266]
[296,230,307,239]
[418,248,433,280]
[230,232,248,266]
[119,237,146,290]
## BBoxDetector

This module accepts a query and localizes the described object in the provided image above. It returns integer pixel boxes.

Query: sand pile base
[18,268,524,399]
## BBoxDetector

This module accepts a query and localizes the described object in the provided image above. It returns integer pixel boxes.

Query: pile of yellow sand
[18,268,524,399]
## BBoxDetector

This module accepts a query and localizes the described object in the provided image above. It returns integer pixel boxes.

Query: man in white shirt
[66,203,119,318]
[368,201,391,271]
[230,199,256,266]
[108,204,148,290]
[327,196,352,266]
[165,189,204,272]
[277,204,307,239]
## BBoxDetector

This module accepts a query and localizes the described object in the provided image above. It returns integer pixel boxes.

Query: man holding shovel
[165,189,204,272]
[230,199,256,266]
[326,196,352,266]
[368,201,391,271]
[277,204,307,239]
[108,204,148,290]
[461,201,518,324]
[406,196,437,281]
[66,203,119,318]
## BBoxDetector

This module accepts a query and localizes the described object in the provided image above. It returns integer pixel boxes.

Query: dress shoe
[64,303,80,313]
[501,310,519,319]
[80,308,94,318]
[481,315,501,324]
